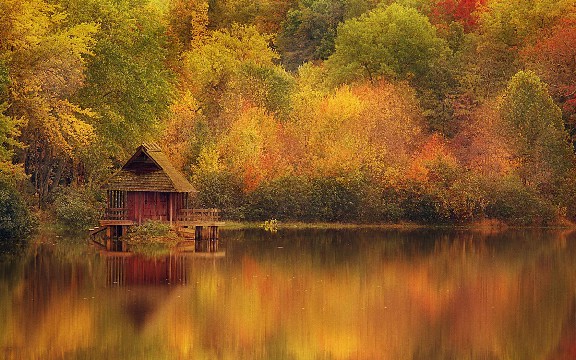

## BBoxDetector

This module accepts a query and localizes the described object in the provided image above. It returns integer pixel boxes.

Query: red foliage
[407,133,457,181]
[523,18,576,125]
[242,163,264,193]
[431,0,486,31]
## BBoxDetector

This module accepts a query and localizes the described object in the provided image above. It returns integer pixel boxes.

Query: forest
[2,0,576,235]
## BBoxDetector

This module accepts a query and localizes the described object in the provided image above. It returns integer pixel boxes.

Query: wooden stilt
[138,192,142,225]
[106,226,111,250]
[169,193,173,227]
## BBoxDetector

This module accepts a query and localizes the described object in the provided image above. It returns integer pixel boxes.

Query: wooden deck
[99,220,136,226]
[98,219,224,227]
[93,208,223,246]
[100,208,221,226]
[176,208,220,222]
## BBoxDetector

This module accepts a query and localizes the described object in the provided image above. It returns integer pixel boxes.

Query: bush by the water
[241,174,362,222]
[485,177,556,225]
[126,220,173,238]
[246,175,311,221]
[0,180,36,241]
[194,170,564,225]
[53,186,104,231]
[123,220,179,256]
[193,170,245,220]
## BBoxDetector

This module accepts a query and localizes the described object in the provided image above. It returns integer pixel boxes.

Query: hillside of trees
[2,0,576,231]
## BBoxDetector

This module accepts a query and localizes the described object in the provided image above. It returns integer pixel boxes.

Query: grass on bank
[221,218,575,231]
[122,220,181,256]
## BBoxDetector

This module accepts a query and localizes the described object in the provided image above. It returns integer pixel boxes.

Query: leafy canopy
[327,3,450,84]
[499,70,573,189]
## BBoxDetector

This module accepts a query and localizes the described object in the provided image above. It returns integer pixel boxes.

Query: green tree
[327,3,450,85]
[277,0,348,71]
[499,70,573,193]
[0,106,24,183]
[472,0,576,95]
[183,24,293,130]
[60,0,175,163]
[0,179,36,241]
[326,3,456,133]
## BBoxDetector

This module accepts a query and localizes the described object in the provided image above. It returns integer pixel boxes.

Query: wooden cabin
[92,143,222,247]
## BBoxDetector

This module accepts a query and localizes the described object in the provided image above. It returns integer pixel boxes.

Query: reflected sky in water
[1,228,576,359]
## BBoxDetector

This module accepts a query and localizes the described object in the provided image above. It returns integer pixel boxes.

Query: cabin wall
[125,191,170,223]
[174,193,191,213]
[106,191,194,224]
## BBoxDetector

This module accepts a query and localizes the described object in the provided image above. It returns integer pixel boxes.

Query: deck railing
[105,208,128,220]
[177,208,220,222]
[103,207,220,223]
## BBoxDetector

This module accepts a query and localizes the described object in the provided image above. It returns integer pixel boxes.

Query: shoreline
[36,218,576,239]
[220,219,576,231]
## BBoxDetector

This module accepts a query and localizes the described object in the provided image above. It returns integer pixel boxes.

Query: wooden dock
[90,209,222,253]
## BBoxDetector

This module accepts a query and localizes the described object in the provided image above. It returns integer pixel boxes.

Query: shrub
[555,169,576,221]
[193,171,245,220]
[358,183,404,223]
[485,177,556,225]
[53,186,104,231]
[0,180,36,241]
[246,175,311,221]
[400,181,444,223]
[123,220,179,256]
[441,174,487,222]
[245,174,363,222]
[307,176,361,222]
[126,220,172,238]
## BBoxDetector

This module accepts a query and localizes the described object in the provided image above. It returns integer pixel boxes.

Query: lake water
[1,228,576,359]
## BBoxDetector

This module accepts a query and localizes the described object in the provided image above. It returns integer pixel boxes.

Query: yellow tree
[1,0,97,202]
[182,24,292,131]
[160,92,205,171]
[217,106,291,191]
[352,81,424,175]
[166,0,209,52]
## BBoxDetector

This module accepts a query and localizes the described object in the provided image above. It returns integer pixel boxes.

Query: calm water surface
[1,229,576,359]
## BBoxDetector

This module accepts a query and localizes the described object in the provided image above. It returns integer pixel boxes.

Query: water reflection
[1,229,576,359]
[105,254,197,286]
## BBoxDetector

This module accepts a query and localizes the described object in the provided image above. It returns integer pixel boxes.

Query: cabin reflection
[104,242,224,286]
[100,235,220,253]
[105,255,191,286]
[195,238,219,252]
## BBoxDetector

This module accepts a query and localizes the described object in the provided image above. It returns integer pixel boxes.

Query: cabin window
[107,190,126,209]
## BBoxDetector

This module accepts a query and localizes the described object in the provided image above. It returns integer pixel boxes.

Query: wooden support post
[106,226,111,250]
[169,193,173,227]
[138,192,142,225]
[155,192,158,220]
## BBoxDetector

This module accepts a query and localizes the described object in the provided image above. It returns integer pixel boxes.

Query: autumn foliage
[1,0,576,225]
[431,0,486,31]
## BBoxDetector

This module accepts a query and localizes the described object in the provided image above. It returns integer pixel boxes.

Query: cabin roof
[104,143,196,193]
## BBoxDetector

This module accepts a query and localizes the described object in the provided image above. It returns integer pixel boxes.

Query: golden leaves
[3,0,97,163]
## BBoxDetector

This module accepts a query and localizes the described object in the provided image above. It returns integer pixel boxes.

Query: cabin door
[143,192,155,219]
[127,192,137,221]
[158,193,168,220]
[142,192,169,220]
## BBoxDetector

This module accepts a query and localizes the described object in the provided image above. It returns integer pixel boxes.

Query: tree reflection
[1,229,576,359]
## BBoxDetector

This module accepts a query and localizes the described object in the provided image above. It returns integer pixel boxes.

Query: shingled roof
[104,143,196,193]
